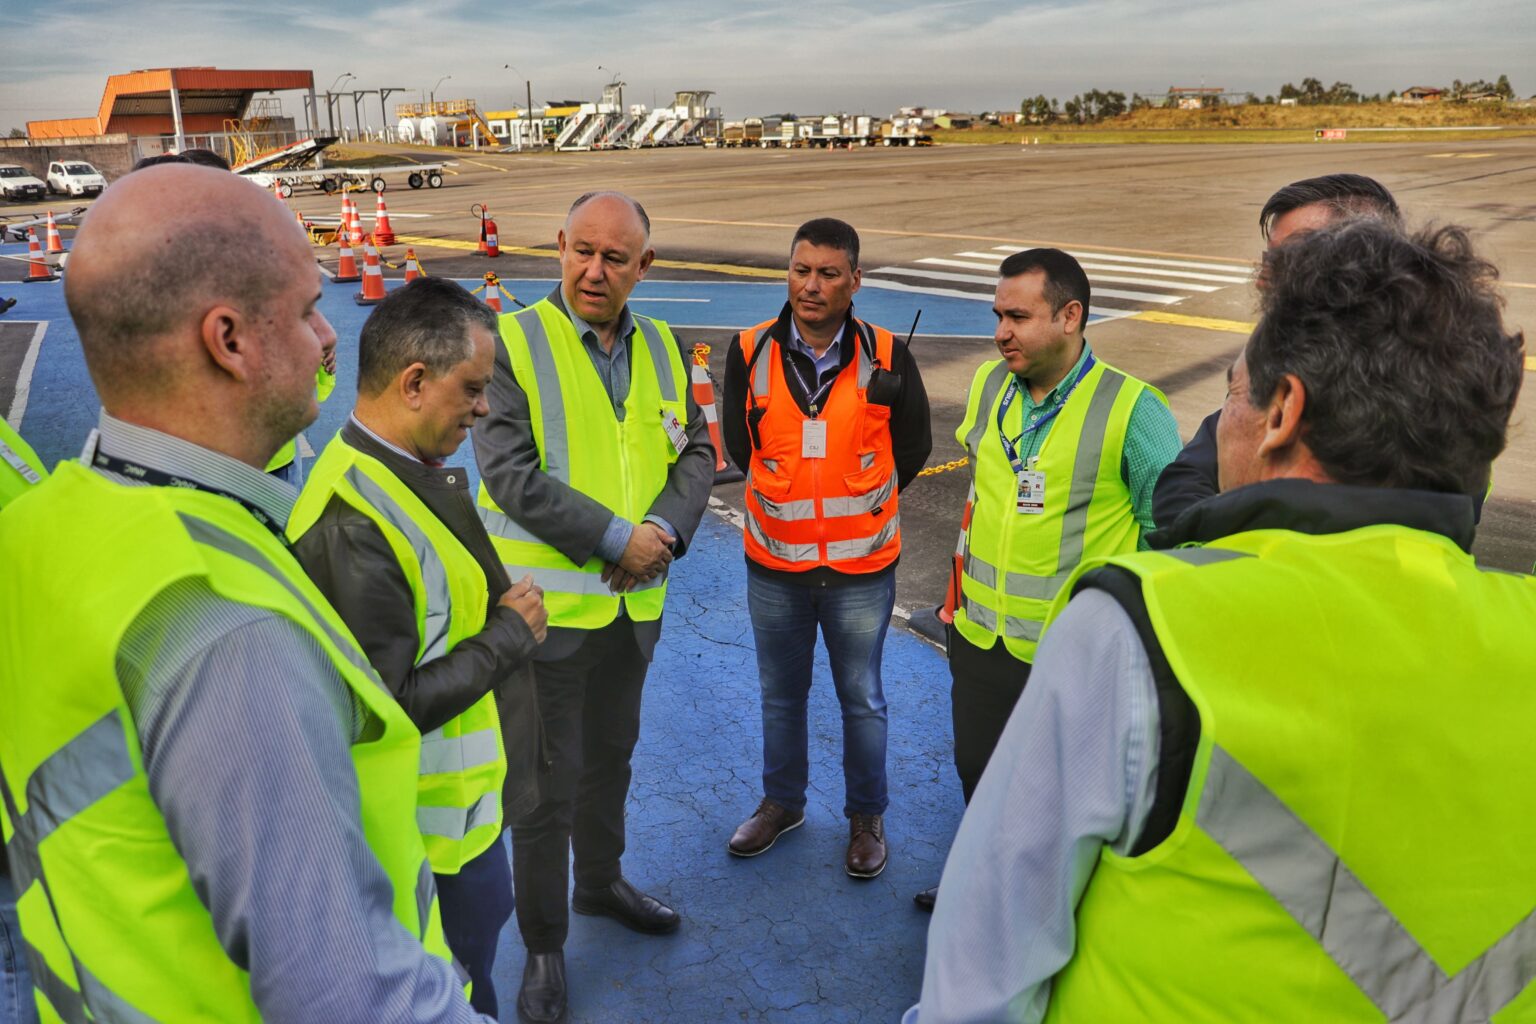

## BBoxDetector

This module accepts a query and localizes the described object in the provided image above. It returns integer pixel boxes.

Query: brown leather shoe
[728,798,805,857]
[846,813,887,878]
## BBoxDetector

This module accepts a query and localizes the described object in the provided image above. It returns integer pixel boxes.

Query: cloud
[1,0,1530,130]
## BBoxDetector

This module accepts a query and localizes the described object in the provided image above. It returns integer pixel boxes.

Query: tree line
[1018,74,1520,124]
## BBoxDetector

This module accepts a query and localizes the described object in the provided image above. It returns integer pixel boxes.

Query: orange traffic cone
[938,485,975,625]
[337,194,349,240]
[355,237,387,305]
[403,248,423,283]
[22,229,58,283]
[690,344,743,483]
[334,232,362,283]
[348,196,364,248]
[44,212,64,255]
[480,272,504,312]
[372,191,397,246]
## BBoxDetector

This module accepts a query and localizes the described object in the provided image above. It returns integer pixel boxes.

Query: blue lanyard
[787,343,838,418]
[996,355,1096,473]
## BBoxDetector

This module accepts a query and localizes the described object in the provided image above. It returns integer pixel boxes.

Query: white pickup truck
[47,161,108,197]
[0,165,48,203]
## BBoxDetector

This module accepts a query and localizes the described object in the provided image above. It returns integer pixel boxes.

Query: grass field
[936,102,1536,145]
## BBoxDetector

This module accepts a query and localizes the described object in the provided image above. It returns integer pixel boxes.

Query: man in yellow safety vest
[289,277,550,1018]
[910,220,1535,1022]
[0,164,487,1022]
[473,191,715,1024]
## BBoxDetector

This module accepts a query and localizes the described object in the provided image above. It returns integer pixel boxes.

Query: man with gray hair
[474,191,715,1023]
[289,277,549,1018]
[0,164,488,1021]
[909,219,1533,1021]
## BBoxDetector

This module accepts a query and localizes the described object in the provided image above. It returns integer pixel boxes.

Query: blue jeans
[748,567,895,817]
[0,872,36,1024]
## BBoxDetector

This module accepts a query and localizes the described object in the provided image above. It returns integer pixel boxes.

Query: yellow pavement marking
[477,212,1253,265]
[1129,311,1255,334]
[1426,153,1456,159]
[1527,356,1536,372]
[458,158,511,173]
[1455,153,1494,159]
[1505,281,1536,289]
[392,235,781,278]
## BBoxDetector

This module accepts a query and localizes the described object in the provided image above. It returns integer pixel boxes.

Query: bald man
[474,191,714,1024]
[0,165,488,1022]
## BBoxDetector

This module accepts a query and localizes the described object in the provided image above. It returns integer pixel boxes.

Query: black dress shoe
[516,950,567,1024]
[914,886,938,912]
[572,876,680,934]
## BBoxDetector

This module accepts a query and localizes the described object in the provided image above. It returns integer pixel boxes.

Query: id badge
[0,442,41,485]
[801,419,828,459]
[1016,469,1045,515]
[661,408,688,455]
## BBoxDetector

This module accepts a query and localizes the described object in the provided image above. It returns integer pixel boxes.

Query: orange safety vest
[740,317,901,574]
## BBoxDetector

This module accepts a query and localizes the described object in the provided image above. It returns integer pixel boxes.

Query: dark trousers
[511,620,648,953]
[948,627,1033,803]
[436,839,515,1017]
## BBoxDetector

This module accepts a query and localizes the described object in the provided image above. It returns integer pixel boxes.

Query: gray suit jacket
[473,289,715,661]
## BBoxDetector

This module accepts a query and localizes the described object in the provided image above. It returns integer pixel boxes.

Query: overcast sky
[2,0,1531,131]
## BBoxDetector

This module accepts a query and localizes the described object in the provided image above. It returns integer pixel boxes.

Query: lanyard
[787,347,838,418]
[91,449,291,547]
[996,355,1096,473]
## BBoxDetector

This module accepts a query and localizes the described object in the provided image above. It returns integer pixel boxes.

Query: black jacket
[1150,408,1485,537]
[290,420,544,822]
[721,301,933,587]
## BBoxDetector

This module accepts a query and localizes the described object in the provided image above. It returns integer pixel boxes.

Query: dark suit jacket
[472,289,715,661]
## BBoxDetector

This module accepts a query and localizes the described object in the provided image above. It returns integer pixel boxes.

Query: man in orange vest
[720,218,932,878]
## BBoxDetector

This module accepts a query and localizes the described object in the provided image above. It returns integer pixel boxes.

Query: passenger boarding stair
[628,109,668,148]
[571,113,612,151]
[597,115,636,149]
[555,110,595,151]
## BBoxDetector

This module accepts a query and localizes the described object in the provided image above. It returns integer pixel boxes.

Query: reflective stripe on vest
[290,438,508,871]
[1041,527,1536,1023]
[0,418,47,510]
[0,464,452,1020]
[741,318,900,572]
[1200,744,1536,1021]
[476,300,686,629]
[952,356,1145,661]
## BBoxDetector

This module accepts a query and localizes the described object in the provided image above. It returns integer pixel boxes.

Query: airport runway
[4,138,1534,624]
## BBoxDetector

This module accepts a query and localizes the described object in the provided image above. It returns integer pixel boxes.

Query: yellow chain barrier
[917,456,969,478]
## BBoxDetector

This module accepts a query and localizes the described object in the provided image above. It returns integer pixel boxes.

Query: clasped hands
[602,522,675,593]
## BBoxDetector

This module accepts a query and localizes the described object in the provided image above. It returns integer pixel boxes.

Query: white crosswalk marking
[862,243,1253,322]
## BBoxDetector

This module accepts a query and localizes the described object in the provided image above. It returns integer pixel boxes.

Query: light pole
[326,72,354,135]
[431,75,452,111]
[504,64,536,150]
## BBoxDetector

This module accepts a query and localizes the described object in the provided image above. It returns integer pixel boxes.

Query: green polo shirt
[1004,343,1182,548]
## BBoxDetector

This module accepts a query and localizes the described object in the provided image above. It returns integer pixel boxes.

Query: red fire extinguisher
[472,202,500,258]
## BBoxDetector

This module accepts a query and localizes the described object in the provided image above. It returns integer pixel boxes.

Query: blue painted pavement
[2,261,965,1021]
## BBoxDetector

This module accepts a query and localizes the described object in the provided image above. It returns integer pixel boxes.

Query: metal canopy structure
[28,67,317,151]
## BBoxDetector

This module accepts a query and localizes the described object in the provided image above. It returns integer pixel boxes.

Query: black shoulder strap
[1074,564,1201,856]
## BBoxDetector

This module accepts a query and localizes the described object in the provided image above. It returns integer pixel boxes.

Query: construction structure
[27,67,317,166]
